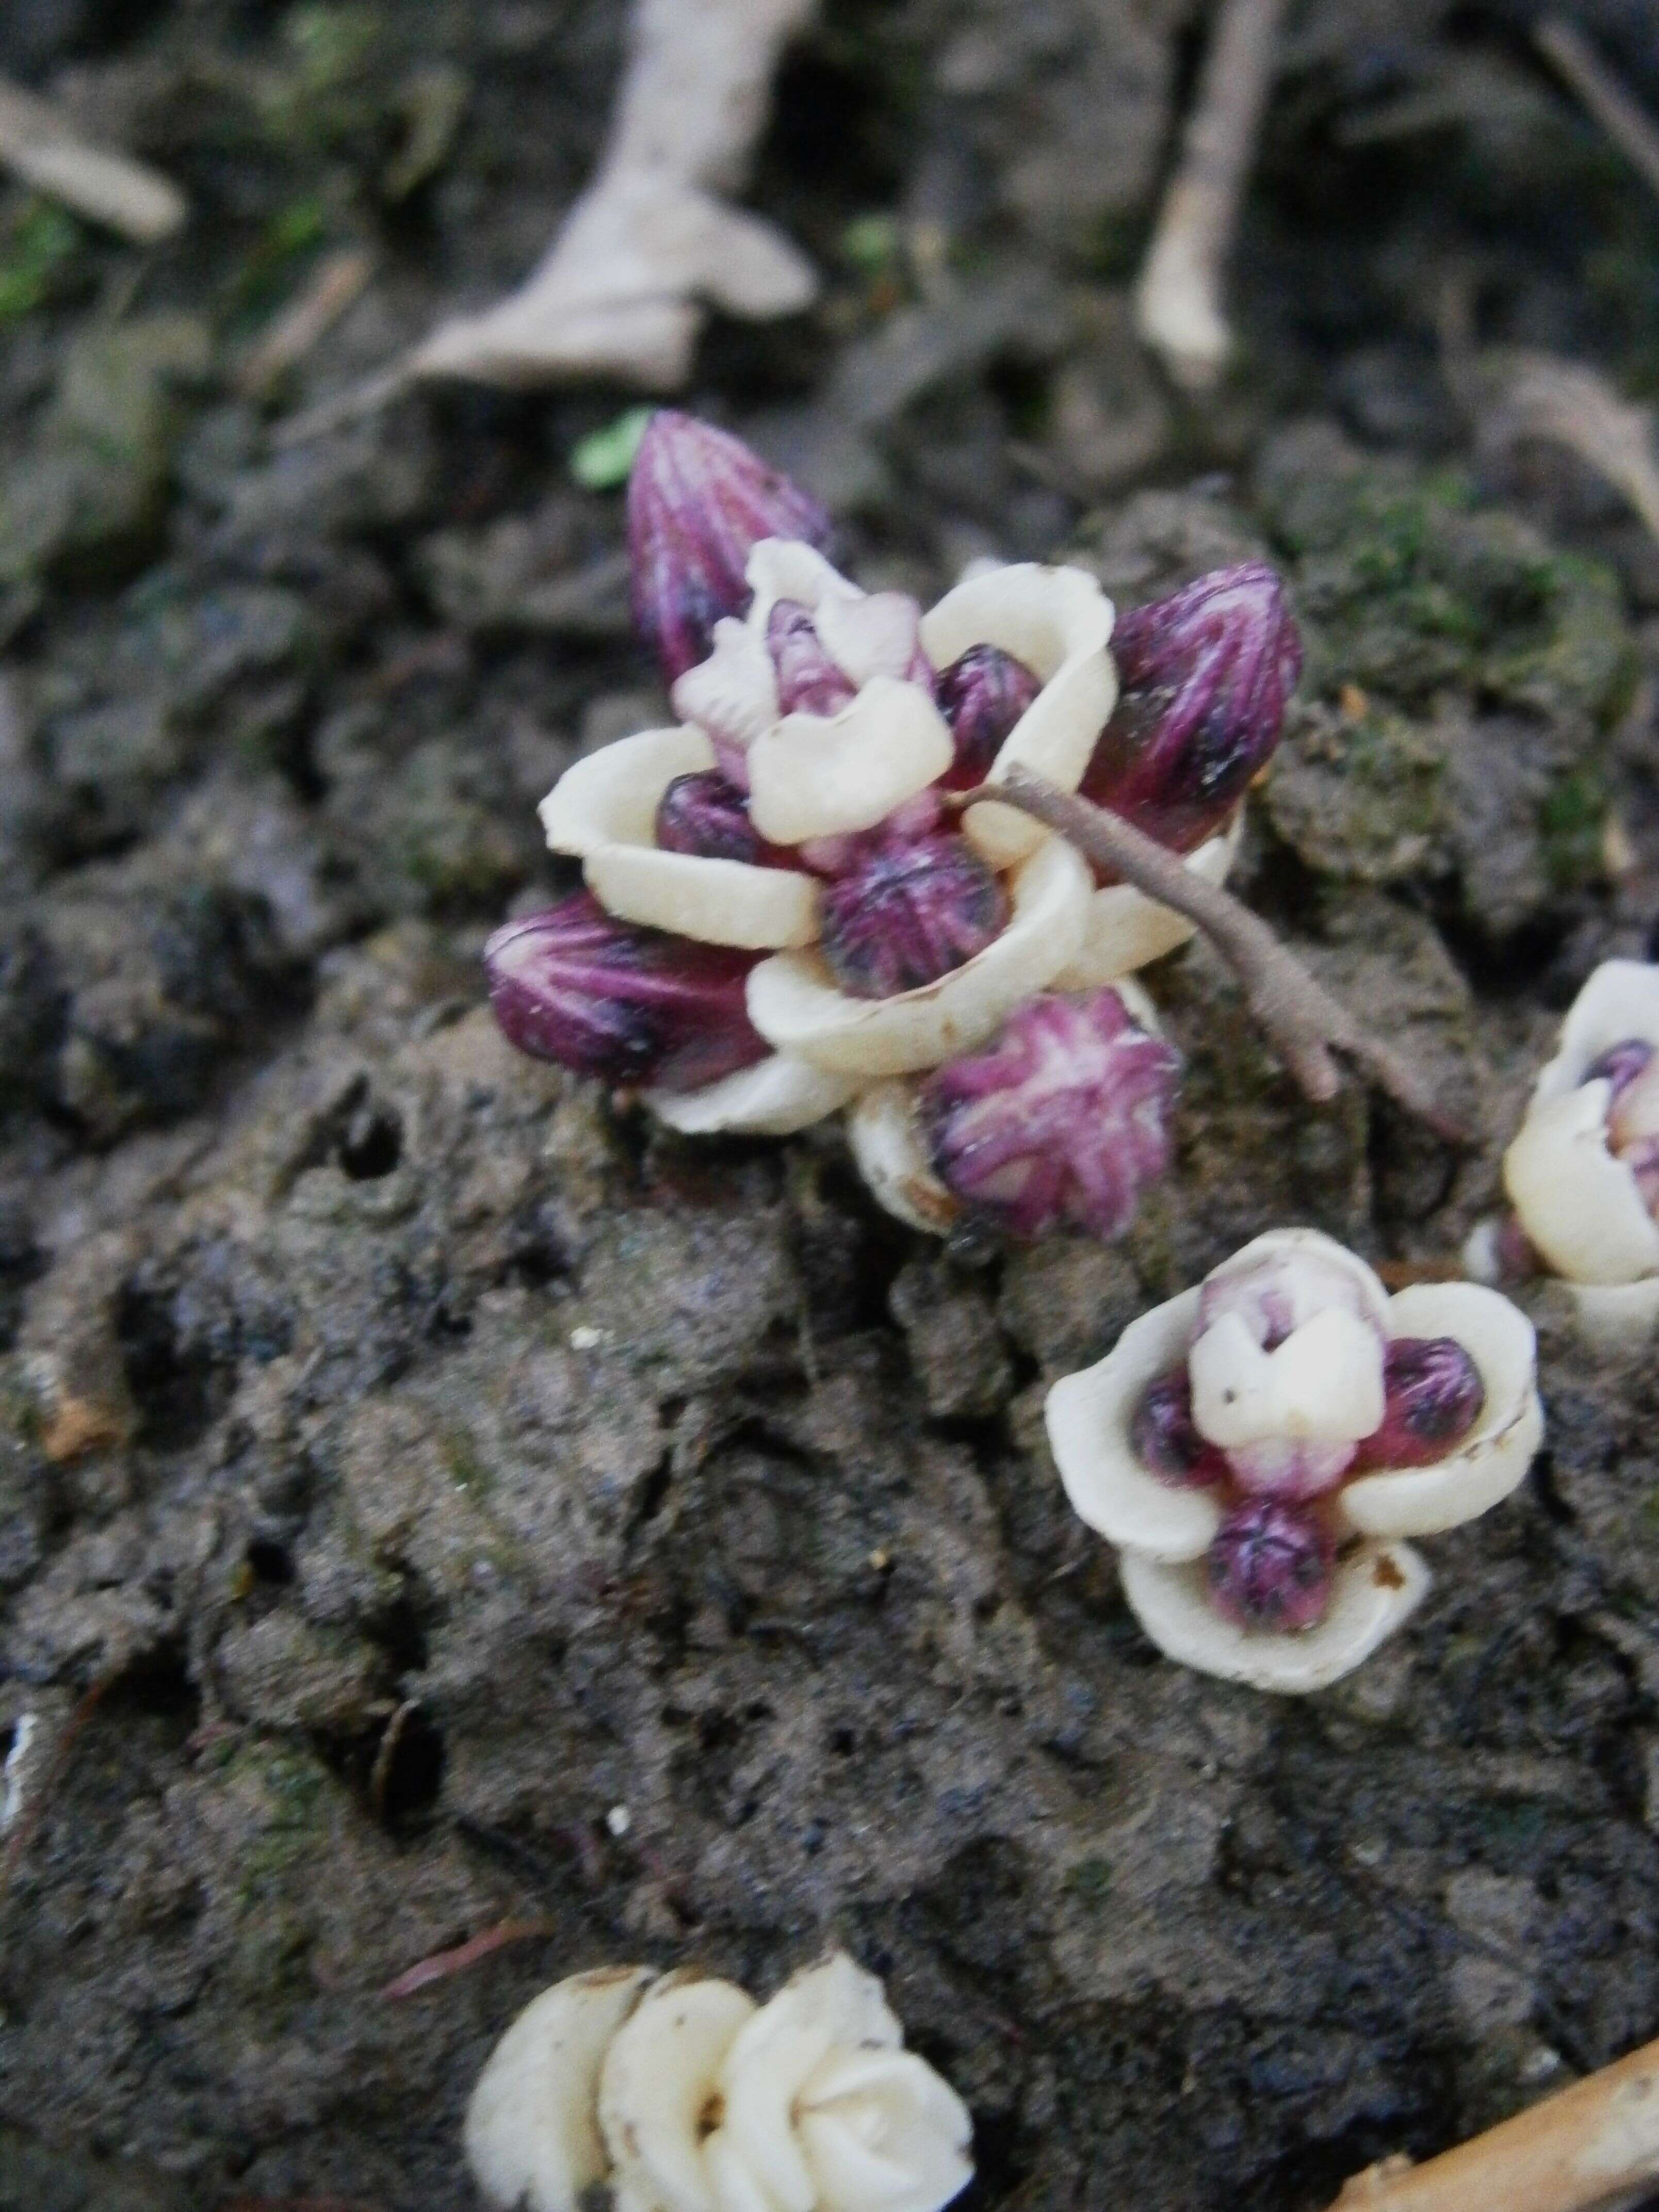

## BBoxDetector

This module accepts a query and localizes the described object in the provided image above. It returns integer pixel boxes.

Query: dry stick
[1535,17,1659,203]
[1133,0,1289,391]
[965,770,1466,1144]
[1327,2028,1659,2212]
[0,74,185,243]
[379,1916,559,2000]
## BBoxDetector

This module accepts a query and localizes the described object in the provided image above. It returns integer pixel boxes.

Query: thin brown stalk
[963,770,1466,1143]
[380,1916,559,2000]
[1328,2027,1659,2212]
[1535,17,1659,203]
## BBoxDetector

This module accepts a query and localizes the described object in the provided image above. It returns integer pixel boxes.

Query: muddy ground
[7,3,1659,2207]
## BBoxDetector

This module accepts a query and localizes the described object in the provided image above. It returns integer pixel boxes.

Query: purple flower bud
[1207,1499,1334,1632]
[628,413,834,683]
[1353,1337,1485,1470]
[1132,1369,1229,1487]
[655,770,762,864]
[935,644,1042,788]
[920,988,1182,1242]
[1081,562,1302,857]
[767,600,857,717]
[819,835,1007,1000]
[484,892,768,1094]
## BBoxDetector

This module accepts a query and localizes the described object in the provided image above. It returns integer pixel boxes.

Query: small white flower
[465,1953,973,2212]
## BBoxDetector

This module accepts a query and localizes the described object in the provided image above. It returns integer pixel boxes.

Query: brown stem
[965,770,1467,1144]
[1327,2028,1659,2212]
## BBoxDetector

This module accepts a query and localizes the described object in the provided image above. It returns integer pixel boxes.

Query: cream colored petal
[816,590,923,687]
[540,727,717,858]
[1118,1540,1430,1694]
[921,565,1116,872]
[671,620,779,758]
[1045,1288,1221,1563]
[746,836,1091,1077]
[747,680,953,846]
[1263,1307,1386,1444]
[646,1054,860,1136]
[598,1972,756,2212]
[1569,1276,1659,1352]
[745,538,864,632]
[798,2048,974,2212]
[465,1966,654,2212]
[1338,1282,1541,1539]
[1533,958,1659,1106]
[1503,1082,1659,1287]
[1052,812,1243,988]
[583,843,820,950]
[846,1081,961,1235]
[1201,1228,1392,1333]
[701,2134,778,2212]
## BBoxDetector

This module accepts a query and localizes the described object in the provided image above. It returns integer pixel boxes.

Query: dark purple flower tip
[655,770,762,864]
[920,988,1183,1242]
[767,599,858,718]
[627,412,834,684]
[1081,562,1302,861]
[935,644,1043,788]
[1353,1337,1485,1470]
[1132,1368,1229,1488]
[819,834,1007,1000]
[1208,1499,1334,1632]
[484,891,769,1095]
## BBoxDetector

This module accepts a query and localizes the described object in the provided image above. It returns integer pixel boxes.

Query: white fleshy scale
[1053,808,1244,989]
[583,842,821,951]
[921,563,1117,873]
[746,835,1091,1078]
[747,679,954,846]
[847,1081,962,1235]
[1042,1229,1543,1691]
[646,1054,862,1137]
[540,726,717,858]
[465,1954,974,2212]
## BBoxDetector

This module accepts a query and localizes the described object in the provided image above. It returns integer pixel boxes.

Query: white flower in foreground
[464,1953,973,2212]
[1045,1228,1543,1693]
[1483,959,1659,1349]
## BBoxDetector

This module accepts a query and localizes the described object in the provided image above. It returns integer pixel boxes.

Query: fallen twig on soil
[235,248,375,401]
[960,769,1466,1142]
[1134,0,1289,391]
[380,1917,559,2000]
[1453,347,1659,548]
[1535,16,1659,203]
[0,73,186,243]
[1329,2026,1659,2212]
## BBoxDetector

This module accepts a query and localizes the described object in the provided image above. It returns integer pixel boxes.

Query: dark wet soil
[8,3,1659,2208]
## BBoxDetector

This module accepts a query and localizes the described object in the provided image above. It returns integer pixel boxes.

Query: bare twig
[379,1916,559,2000]
[1134,0,1289,391]
[1328,2027,1659,2212]
[1452,347,1659,549]
[235,248,375,401]
[0,73,186,243]
[963,770,1466,1142]
[1535,17,1659,203]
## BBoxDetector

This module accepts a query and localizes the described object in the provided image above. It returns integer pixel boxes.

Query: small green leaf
[570,407,655,492]
[841,212,900,275]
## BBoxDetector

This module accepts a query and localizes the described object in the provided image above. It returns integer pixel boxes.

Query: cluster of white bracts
[538,540,1241,1223]
[1473,959,1659,1350]
[1046,1230,1544,1692]
[465,1953,973,2212]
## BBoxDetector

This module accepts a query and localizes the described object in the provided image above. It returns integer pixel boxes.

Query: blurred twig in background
[0,72,186,243]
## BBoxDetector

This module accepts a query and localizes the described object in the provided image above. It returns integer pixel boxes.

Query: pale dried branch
[1452,347,1659,548]
[1134,0,1289,392]
[967,769,1465,1142]
[1328,2027,1659,2212]
[0,72,186,243]
[235,247,375,401]
[1535,16,1659,203]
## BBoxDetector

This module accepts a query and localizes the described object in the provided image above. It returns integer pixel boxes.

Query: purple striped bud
[767,600,857,717]
[1353,1337,1485,1470]
[484,893,768,1094]
[1082,563,1302,858]
[935,644,1042,788]
[819,835,1006,999]
[920,988,1182,1242]
[1589,1038,1659,1211]
[1208,1499,1333,1631]
[655,770,762,864]
[1133,1369,1229,1488]
[627,413,834,682]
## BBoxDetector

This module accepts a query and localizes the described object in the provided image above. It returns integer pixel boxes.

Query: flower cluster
[1472,960,1659,1350]
[484,410,1302,1244]
[465,1953,972,2212]
[1045,1230,1542,1691]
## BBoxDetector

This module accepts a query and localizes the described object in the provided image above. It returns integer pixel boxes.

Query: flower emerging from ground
[487,410,1303,1242]
[465,1954,973,2212]
[1046,1229,1543,1691]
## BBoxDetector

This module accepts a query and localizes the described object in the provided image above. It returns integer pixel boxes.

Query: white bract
[465,1953,973,2212]
[1489,959,1659,1349]
[1045,1229,1543,1693]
